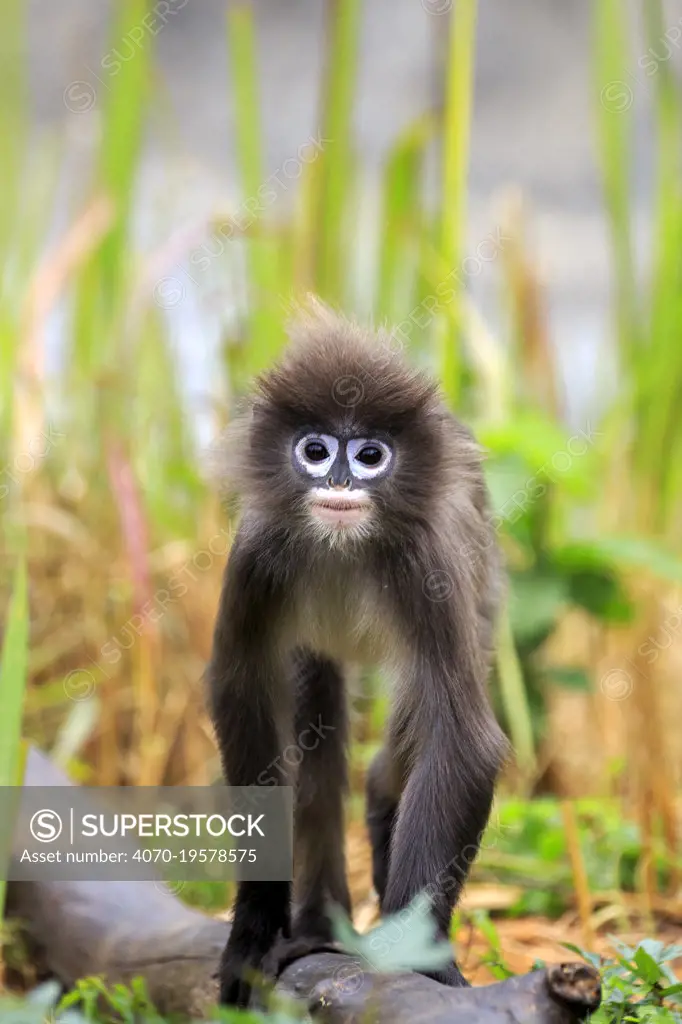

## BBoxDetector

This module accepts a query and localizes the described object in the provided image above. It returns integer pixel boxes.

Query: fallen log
[5,749,601,1022]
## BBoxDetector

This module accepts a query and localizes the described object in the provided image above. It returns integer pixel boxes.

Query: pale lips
[308,488,372,526]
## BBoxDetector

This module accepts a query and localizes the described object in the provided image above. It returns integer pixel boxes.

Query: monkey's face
[229,309,450,545]
[292,430,393,535]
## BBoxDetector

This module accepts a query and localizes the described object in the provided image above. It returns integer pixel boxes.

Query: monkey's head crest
[221,301,477,546]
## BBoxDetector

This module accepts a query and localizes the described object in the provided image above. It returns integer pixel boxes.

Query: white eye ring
[294,433,339,478]
[346,438,392,480]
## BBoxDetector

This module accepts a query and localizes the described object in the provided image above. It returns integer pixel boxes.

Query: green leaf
[484,457,540,520]
[330,893,454,975]
[0,981,87,1024]
[544,667,592,691]
[561,942,586,958]
[508,572,569,642]
[470,909,502,953]
[25,981,62,1010]
[659,983,682,997]
[634,945,665,986]
[566,568,635,624]
[559,537,682,586]
[481,415,596,492]
[638,938,666,962]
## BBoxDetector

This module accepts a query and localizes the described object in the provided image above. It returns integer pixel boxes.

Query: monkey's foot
[218,931,287,1009]
[218,948,267,1009]
[421,962,471,988]
[218,934,342,1008]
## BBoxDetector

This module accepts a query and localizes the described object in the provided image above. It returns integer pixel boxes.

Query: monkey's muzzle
[308,487,372,528]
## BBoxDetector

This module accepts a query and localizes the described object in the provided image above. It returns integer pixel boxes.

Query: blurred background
[2,0,682,986]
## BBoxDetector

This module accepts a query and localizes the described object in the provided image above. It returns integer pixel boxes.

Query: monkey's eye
[304,441,329,462]
[294,433,339,478]
[346,438,393,480]
[355,445,382,466]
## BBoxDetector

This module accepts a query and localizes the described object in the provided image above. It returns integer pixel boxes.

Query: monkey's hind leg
[290,650,351,945]
[366,747,401,905]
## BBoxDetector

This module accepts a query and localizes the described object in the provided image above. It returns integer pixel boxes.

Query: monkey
[207,301,507,1008]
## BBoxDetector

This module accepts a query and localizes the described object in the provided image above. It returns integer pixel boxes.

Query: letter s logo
[30,809,63,843]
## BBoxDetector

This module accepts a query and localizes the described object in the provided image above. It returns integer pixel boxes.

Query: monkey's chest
[288,574,392,666]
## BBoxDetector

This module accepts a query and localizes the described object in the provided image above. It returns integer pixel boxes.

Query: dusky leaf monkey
[208,302,506,1007]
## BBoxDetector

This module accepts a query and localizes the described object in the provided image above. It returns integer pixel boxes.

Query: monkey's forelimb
[292,650,351,939]
[208,530,292,1008]
[381,725,499,987]
[378,555,507,987]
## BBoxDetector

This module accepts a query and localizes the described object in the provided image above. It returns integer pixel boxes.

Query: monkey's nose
[328,476,352,490]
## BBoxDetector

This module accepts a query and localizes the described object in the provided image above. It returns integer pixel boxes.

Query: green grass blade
[437,0,478,406]
[0,0,25,440]
[71,0,150,442]
[227,2,282,378]
[496,604,536,779]
[226,3,263,202]
[0,0,23,271]
[134,309,205,537]
[0,559,28,788]
[97,0,150,308]
[636,0,682,525]
[0,558,28,918]
[313,0,362,304]
[376,115,435,323]
[592,0,639,367]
